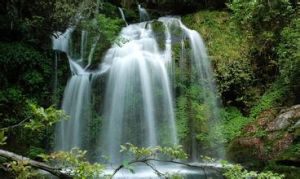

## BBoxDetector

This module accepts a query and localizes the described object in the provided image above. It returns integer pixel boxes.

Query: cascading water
[53,28,94,151]
[138,4,150,22]
[99,21,178,163]
[55,73,91,150]
[118,7,128,26]
[54,5,223,177]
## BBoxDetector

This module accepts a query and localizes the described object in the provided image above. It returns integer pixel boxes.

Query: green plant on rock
[77,14,123,67]
[40,148,104,179]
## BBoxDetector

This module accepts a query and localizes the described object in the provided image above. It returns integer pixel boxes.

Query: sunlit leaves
[24,103,68,132]
[0,130,7,145]
[222,163,284,179]
[122,160,135,174]
[120,143,188,160]
[6,160,40,179]
[40,148,104,179]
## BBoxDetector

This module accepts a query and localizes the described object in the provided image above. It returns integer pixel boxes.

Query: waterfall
[182,27,223,159]
[53,7,223,166]
[138,4,150,22]
[53,27,94,151]
[118,7,128,26]
[99,22,177,163]
[55,73,91,150]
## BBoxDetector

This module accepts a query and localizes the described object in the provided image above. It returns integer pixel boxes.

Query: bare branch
[110,158,222,178]
[0,149,71,178]
[144,161,164,177]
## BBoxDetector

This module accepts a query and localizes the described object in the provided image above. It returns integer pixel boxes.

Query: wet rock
[257,109,278,127]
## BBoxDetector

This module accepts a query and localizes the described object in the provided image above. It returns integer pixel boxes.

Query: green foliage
[76,14,122,67]
[7,160,41,179]
[277,17,300,90]
[0,130,7,146]
[220,107,250,142]
[151,21,166,50]
[27,147,46,159]
[24,103,67,132]
[277,143,300,161]
[223,163,284,179]
[229,0,295,83]
[52,0,80,28]
[1,0,81,44]
[250,79,287,118]
[0,100,66,156]
[40,148,104,179]
[176,96,189,141]
[120,143,188,160]
[228,0,294,33]
[0,41,67,154]
[80,14,122,43]
[0,42,52,102]
[265,163,300,179]
[183,11,256,108]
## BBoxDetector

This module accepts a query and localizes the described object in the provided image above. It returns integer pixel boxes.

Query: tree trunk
[0,149,71,178]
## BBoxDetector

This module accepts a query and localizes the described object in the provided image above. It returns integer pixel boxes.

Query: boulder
[228,105,300,167]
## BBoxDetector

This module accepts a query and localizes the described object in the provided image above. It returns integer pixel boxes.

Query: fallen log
[0,149,71,178]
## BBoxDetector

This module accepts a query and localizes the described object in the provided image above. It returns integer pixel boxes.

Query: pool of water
[101,162,223,178]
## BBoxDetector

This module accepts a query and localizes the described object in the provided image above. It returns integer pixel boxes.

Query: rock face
[227,105,300,168]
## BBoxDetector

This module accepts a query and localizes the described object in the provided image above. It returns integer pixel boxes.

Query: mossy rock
[151,20,166,51]
[227,138,265,168]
